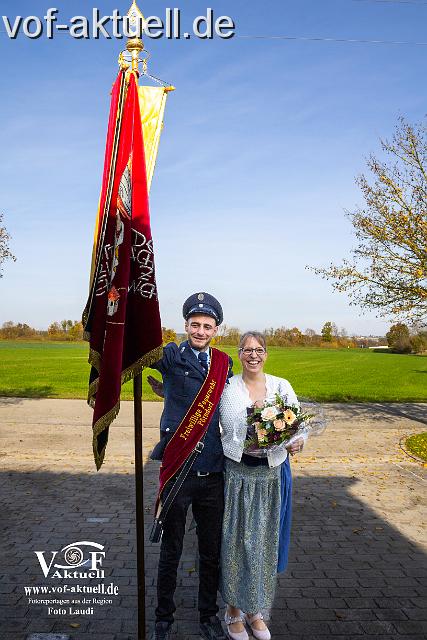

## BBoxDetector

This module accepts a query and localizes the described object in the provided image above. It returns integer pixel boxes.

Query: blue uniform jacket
[151,341,233,472]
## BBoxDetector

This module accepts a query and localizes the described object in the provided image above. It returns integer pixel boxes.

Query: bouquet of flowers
[244,394,326,458]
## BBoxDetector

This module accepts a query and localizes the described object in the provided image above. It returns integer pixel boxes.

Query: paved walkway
[0,399,426,640]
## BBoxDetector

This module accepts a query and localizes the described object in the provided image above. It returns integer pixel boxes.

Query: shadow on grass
[0,386,54,404]
[0,462,426,638]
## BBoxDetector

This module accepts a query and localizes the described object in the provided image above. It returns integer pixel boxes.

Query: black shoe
[200,616,227,640]
[150,621,173,640]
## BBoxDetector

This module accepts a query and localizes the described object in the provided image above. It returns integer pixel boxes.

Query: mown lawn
[0,341,426,402]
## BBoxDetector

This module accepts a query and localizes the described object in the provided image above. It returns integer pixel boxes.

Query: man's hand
[287,437,304,456]
[147,375,165,398]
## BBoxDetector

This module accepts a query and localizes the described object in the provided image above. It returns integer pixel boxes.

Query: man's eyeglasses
[240,347,266,356]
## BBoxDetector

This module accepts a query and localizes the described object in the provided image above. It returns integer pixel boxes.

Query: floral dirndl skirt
[219,458,282,613]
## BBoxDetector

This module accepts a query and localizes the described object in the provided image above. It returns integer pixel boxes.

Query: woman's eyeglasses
[240,347,266,355]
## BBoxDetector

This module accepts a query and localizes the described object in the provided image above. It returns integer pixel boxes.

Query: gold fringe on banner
[90,343,163,469]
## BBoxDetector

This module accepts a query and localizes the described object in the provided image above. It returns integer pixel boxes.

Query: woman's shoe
[245,613,271,640]
[224,610,249,640]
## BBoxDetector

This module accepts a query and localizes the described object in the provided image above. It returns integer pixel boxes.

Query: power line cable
[352,0,427,5]
[237,34,427,45]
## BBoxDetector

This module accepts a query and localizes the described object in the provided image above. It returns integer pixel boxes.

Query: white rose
[261,406,278,421]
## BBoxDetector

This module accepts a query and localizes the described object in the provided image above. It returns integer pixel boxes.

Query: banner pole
[134,372,146,640]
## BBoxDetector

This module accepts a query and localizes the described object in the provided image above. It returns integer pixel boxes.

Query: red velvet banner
[82,71,163,470]
[157,348,230,506]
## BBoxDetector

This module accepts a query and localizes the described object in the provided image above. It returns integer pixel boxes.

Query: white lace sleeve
[219,377,248,462]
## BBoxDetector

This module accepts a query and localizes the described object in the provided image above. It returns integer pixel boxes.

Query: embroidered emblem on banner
[107,286,120,316]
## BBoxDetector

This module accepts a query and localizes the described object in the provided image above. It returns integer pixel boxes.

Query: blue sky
[1,0,426,335]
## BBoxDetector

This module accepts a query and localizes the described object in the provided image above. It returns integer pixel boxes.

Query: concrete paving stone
[335,578,359,588]
[383,572,422,587]
[380,586,421,597]
[406,568,427,577]
[120,620,138,632]
[357,587,387,598]
[393,619,427,634]
[269,609,299,621]
[293,608,338,620]
[383,637,427,640]
[113,569,137,577]
[24,619,57,632]
[274,587,301,598]
[87,620,124,633]
[408,597,427,607]
[359,620,396,634]
[342,637,396,640]
[0,593,22,605]
[298,587,331,598]
[0,605,30,618]
[344,598,378,609]
[329,588,362,598]
[322,569,358,579]
[327,620,365,634]
[314,598,347,609]
[338,561,374,571]
[285,620,332,634]
[374,609,410,621]
[0,618,29,631]
[332,609,378,621]
[283,598,317,609]
[374,597,416,608]
[312,578,337,587]
[277,578,314,587]
[104,608,139,619]
[401,608,427,620]
[290,570,326,579]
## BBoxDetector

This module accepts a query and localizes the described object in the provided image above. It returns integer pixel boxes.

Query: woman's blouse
[220,373,301,468]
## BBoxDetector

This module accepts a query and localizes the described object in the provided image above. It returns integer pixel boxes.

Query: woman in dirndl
[219,331,305,640]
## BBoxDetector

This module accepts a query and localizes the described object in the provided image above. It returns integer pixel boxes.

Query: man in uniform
[149,292,232,640]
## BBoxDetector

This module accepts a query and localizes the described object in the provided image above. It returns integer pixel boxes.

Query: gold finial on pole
[125,1,146,75]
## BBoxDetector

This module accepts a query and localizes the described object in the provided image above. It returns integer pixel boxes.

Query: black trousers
[155,472,224,624]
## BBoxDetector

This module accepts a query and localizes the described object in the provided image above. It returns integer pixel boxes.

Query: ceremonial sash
[156,348,230,507]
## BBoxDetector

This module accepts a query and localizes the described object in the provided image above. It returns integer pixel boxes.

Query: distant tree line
[214,322,387,349]
[0,320,84,341]
[0,321,178,345]
[2,320,425,353]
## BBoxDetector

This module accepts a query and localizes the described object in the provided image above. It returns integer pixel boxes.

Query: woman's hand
[287,437,304,456]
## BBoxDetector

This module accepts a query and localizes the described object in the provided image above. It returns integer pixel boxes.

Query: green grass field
[0,341,426,402]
